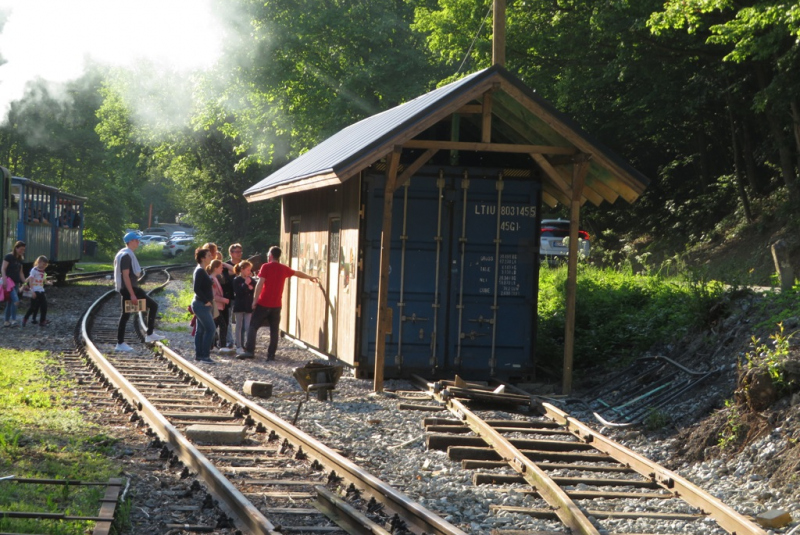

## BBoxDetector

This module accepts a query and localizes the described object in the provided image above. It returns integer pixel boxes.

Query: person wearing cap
[113,231,165,351]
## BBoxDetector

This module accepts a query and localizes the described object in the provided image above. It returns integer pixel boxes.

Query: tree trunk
[791,99,800,178]
[728,100,753,222]
[741,118,762,194]
[757,65,799,202]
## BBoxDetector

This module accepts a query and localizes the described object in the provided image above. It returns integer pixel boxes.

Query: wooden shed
[244,64,649,387]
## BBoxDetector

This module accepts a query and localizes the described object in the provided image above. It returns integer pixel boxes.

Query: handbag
[212,300,220,320]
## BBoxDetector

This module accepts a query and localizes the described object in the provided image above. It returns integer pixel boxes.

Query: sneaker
[3,321,9,328]
[22,318,27,327]
[236,351,254,360]
[31,320,38,325]
[218,347,236,355]
[114,343,134,352]
[195,356,215,363]
[145,332,165,343]
[39,320,50,327]
[9,321,19,328]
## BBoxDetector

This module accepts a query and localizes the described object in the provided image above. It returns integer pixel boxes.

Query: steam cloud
[0,0,225,124]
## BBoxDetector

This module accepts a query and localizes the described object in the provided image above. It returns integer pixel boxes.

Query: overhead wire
[455,3,493,76]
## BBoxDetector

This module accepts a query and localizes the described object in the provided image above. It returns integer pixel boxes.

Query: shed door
[362,172,538,376]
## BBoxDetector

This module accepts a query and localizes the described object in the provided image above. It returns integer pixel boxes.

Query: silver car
[540,219,590,261]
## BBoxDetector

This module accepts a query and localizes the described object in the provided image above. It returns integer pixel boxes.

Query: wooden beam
[403,139,576,155]
[457,104,483,115]
[493,0,506,67]
[244,173,342,202]
[498,80,646,199]
[541,191,558,208]
[374,147,402,393]
[482,91,493,143]
[396,149,438,188]
[531,154,571,197]
[562,159,590,396]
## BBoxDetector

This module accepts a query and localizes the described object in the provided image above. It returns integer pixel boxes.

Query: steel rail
[154,342,469,535]
[540,402,768,535]
[431,389,601,535]
[80,275,279,535]
[80,266,465,535]
[82,292,278,534]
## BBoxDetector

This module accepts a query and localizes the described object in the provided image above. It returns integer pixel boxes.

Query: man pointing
[237,246,318,360]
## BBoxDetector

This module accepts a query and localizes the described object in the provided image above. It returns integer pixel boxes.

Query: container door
[287,221,300,336]
[362,172,538,377]
[326,218,341,355]
[448,178,538,375]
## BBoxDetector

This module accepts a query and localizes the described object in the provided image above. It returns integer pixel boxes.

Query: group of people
[191,244,318,363]
[1,241,52,328]
[112,232,319,363]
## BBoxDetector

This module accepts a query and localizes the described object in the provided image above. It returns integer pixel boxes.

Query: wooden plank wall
[279,176,361,364]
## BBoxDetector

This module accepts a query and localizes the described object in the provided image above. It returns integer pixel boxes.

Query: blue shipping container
[361,169,540,379]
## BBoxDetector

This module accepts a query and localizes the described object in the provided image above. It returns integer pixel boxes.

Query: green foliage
[644,409,670,431]
[718,398,744,450]
[745,324,793,392]
[754,281,800,330]
[160,281,195,330]
[537,263,725,369]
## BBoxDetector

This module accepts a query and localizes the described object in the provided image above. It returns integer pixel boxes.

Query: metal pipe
[455,171,469,367]
[396,181,410,368]
[430,172,445,369]
[490,174,504,375]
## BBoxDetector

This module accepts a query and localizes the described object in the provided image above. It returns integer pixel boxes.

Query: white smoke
[0,0,225,122]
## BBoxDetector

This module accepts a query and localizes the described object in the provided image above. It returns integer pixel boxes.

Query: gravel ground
[158,276,800,535]
[8,274,799,534]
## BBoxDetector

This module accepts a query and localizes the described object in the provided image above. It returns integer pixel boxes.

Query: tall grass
[537,263,726,371]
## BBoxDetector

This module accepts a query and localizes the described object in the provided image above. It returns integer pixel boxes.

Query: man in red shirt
[237,246,318,360]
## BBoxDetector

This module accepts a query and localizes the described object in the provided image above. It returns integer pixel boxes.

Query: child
[206,259,230,351]
[23,255,50,327]
[232,260,255,353]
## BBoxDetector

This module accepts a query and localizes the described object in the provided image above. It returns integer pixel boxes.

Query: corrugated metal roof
[244,65,649,205]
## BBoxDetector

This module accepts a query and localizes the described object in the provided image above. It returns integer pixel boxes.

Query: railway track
[65,263,189,283]
[73,266,468,535]
[413,377,768,535]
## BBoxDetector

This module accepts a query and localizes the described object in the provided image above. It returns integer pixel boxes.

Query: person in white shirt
[113,232,165,351]
[23,255,50,327]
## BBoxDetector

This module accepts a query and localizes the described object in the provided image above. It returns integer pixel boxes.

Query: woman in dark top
[192,247,215,362]
[1,241,26,327]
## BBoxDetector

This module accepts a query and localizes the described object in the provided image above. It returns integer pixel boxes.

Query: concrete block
[244,380,273,399]
[756,509,792,529]
[185,424,247,445]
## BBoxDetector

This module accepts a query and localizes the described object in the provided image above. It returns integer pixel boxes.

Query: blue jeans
[4,286,19,321]
[192,299,215,359]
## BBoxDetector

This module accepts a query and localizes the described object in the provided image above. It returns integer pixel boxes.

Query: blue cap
[123,231,140,243]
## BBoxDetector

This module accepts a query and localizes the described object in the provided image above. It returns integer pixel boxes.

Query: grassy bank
[0,350,128,534]
[536,263,728,373]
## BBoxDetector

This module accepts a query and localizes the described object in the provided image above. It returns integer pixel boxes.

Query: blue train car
[8,176,85,281]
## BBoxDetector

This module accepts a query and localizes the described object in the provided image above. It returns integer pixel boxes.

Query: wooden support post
[562,159,589,395]
[493,0,506,67]
[374,147,402,393]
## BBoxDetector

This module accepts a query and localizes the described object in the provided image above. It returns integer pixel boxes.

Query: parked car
[170,231,193,239]
[540,219,590,262]
[144,227,169,237]
[162,237,196,257]
[140,235,168,246]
